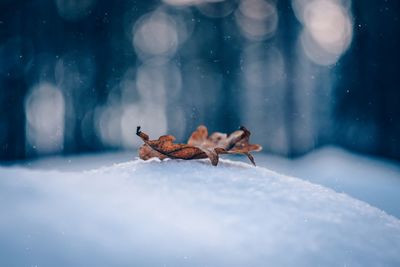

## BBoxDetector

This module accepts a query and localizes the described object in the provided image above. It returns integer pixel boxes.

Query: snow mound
[1,159,400,266]
[254,146,400,218]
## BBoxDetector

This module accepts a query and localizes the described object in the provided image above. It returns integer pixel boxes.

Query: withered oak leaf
[136,125,262,166]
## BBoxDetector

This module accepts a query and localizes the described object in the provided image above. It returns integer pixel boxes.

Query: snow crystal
[1,159,400,266]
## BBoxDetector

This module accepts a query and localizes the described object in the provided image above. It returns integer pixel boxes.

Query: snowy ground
[1,154,400,266]
[252,147,400,219]
[19,146,400,218]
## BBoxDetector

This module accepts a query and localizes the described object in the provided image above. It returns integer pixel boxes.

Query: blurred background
[0,0,399,162]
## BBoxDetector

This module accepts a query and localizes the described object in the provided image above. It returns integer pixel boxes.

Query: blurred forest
[0,0,399,161]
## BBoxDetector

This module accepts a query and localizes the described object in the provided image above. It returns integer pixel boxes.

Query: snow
[251,147,400,218]
[1,158,400,266]
[23,146,400,218]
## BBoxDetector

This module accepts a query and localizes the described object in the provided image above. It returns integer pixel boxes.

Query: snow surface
[251,147,400,218]
[21,146,400,218]
[1,158,400,266]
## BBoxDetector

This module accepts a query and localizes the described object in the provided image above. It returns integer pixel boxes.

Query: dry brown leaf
[137,126,218,165]
[136,125,262,166]
[188,125,262,165]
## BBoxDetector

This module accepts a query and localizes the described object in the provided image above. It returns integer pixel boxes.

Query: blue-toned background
[0,0,399,161]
